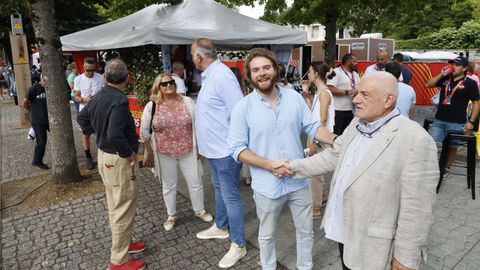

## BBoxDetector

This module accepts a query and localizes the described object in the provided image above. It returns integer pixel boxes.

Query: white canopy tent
[413,51,458,62]
[60,0,306,51]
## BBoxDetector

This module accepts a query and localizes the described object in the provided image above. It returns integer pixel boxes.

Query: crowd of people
[16,37,480,270]
[0,66,18,104]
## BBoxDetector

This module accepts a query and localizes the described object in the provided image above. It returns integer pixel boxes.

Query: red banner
[406,62,445,106]
[128,96,143,136]
[223,61,246,80]
[341,61,448,106]
[71,51,99,73]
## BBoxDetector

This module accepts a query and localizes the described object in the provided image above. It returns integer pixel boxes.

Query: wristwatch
[468,119,475,125]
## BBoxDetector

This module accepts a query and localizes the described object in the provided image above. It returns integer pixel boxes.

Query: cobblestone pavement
[1,100,282,269]
[1,101,97,184]
[2,100,480,269]
[1,168,273,270]
[420,158,480,270]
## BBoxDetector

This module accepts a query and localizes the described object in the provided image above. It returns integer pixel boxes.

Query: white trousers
[157,151,205,216]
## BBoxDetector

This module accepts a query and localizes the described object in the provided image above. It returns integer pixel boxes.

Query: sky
[238,1,293,19]
[238,3,266,19]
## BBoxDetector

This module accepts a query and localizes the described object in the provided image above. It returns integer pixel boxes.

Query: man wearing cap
[426,56,479,174]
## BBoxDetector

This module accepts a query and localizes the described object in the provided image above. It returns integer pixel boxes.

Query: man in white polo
[171,61,187,95]
[74,57,105,169]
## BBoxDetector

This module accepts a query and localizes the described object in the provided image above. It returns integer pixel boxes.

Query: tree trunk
[324,0,338,66]
[28,0,82,183]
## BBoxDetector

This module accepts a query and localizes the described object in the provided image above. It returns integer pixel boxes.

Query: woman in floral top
[140,74,212,231]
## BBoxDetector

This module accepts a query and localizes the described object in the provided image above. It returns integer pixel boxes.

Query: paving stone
[2,100,480,269]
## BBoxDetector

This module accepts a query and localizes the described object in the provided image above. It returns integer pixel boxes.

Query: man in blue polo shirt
[228,48,335,270]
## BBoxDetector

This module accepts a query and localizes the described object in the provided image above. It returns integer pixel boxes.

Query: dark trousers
[334,110,354,135]
[31,122,49,165]
[338,243,351,270]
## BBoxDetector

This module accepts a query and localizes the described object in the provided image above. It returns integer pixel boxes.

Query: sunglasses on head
[160,80,176,87]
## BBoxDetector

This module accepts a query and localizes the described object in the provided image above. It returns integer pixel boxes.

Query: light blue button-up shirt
[195,60,244,159]
[228,87,320,199]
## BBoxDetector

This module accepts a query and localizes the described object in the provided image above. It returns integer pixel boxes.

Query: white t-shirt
[311,87,335,132]
[74,73,105,111]
[326,67,360,111]
[172,74,186,94]
[365,64,404,81]
[364,63,384,75]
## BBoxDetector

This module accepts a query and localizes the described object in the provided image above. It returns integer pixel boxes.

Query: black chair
[437,132,477,199]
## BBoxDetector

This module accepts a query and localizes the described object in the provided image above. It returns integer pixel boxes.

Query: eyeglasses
[84,69,95,73]
[160,80,176,87]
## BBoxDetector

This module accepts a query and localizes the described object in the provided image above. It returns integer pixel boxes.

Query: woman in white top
[140,74,212,231]
[302,61,335,219]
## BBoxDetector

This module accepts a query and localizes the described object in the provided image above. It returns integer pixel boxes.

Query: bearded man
[227,48,335,270]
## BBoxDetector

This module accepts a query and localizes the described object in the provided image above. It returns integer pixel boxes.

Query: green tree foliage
[337,1,384,37]
[472,0,480,22]
[260,0,475,38]
[396,20,480,49]
[97,0,256,21]
[258,0,476,60]
[0,0,108,63]
[259,0,348,64]
[373,0,474,40]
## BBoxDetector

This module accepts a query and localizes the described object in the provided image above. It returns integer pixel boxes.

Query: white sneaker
[196,223,229,239]
[195,210,213,223]
[218,242,247,268]
[163,216,176,231]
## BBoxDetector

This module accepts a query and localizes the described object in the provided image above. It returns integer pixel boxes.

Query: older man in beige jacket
[278,72,438,270]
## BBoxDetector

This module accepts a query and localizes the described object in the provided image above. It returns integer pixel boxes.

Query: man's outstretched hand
[391,257,412,270]
[270,159,293,178]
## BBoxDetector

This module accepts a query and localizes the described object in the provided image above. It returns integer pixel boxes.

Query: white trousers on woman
[157,151,205,217]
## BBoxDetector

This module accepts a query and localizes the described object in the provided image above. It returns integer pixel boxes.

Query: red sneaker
[128,242,146,254]
[108,259,145,270]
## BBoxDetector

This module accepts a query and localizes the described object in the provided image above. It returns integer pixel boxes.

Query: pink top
[153,100,193,157]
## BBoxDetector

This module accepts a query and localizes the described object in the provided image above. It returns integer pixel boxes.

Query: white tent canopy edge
[60,0,307,52]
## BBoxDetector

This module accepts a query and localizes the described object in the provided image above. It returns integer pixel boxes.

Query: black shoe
[85,157,94,170]
[33,162,49,170]
[443,167,451,178]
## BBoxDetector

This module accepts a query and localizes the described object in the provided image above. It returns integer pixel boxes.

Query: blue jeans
[429,119,465,148]
[254,187,313,270]
[208,156,245,246]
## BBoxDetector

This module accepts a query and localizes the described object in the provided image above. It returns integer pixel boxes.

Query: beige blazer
[291,115,439,270]
[139,96,200,179]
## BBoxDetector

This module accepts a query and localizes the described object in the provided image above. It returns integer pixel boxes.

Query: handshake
[270,159,294,178]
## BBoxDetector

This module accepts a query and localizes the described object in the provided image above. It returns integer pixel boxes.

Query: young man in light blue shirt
[191,38,246,269]
[228,48,335,270]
